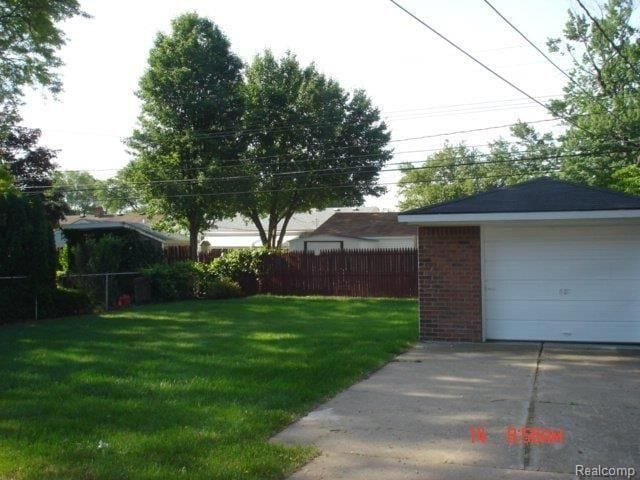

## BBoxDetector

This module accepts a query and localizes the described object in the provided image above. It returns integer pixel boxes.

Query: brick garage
[400,178,640,344]
[418,226,482,342]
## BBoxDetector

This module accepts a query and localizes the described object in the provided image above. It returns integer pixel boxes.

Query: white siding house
[288,212,417,253]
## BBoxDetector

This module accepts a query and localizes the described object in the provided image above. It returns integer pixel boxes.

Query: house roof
[60,219,188,246]
[61,213,154,225]
[401,178,640,215]
[205,207,380,234]
[309,212,416,238]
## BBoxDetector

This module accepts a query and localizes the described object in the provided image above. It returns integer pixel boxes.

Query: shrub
[209,248,269,294]
[0,286,92,324]
[41,288,93,318]
[197,276,243,299]
[140,261,244,303]
[141,262,198,301]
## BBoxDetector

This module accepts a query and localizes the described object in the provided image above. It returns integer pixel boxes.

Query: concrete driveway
[273,343,640,479]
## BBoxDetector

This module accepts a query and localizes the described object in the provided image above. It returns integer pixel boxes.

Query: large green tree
[127,13,245,259]
[1,124,67,222]
[240,51,391,248]
[52,170,100,215]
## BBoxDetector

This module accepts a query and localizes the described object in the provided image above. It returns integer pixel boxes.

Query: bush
[0,286,92,324]
[209,248,269,294]
[141,261,244,303]
[197,276,242,299]
[141,262,198,301]
[40,288,93,319]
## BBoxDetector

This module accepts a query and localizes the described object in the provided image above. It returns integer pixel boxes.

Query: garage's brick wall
[418,226,482,342]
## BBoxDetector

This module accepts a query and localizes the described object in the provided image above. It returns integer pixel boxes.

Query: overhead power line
[54,116,564,175]
[575,0,638,73]
[481,0,575,84]
[483,0,640,151]
[24,146,638,195]
[388,0,596,138]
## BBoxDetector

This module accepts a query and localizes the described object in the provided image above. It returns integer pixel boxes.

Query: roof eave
[397,209,640,224]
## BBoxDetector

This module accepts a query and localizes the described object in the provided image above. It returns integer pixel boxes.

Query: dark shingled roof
[312,212,416,238]
[401,178,640,215]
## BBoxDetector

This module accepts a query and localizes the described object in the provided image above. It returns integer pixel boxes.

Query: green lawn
[0,295,417,479]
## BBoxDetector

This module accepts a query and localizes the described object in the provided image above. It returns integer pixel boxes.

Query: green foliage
[66,232,162,274]
[0,192,59,321]
[127,13,245,259]
[141,261,244,302]
[63,232,162,307]
[0,191,56,291]
[240,51,392,247]
[39,287,92,319]
[0,0,87,105]
[209,248,270,294]
[611,164,640,194]
[52,170,100,215]
[399,125,559,209]
[0,164,15,192]
[398,0,640,209]
[196,274,243,300]
[209,248,267,281]
[548,0,640,189]
[141,262,199,301]
[1,124,67,223]
[96,168,140,214]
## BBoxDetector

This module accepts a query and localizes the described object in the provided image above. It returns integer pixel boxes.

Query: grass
[0,295,417,480]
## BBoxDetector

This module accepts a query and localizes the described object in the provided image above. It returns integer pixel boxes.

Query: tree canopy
[239,51,391,247]
[126,13,245,258]
[0,124,66,222]
[0,0,86,107]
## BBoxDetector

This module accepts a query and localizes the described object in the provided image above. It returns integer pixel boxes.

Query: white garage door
[484,224,640,343]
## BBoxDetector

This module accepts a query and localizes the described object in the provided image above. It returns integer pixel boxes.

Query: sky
[20,0,583,210]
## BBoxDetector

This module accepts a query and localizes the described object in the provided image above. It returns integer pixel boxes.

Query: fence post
[104,274,110,311]
[34,294,38,321]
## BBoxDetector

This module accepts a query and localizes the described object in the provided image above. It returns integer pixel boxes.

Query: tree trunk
[276,210,295,248]
[248,209,268,246]
[188,221,199,261]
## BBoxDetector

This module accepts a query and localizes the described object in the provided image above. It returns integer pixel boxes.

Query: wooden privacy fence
[163,246,225,263]
[260,249,418,297]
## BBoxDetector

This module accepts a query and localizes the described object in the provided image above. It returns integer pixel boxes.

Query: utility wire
[52,117,564,175]
[24,146,637,195]
[575,0,638,73]
[43,169,565,203]
[481,0,575,84]
[482,0,640,150]
[388,0,596,138]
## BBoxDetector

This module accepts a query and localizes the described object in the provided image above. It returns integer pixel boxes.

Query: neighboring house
[288,212,417,253]
[201,207,380,249]
[57,210,189,249]
[398,178,640,344]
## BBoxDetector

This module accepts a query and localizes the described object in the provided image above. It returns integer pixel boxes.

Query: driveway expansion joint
[523,342,544,470]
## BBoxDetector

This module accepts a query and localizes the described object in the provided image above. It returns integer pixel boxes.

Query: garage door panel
[486,279,639,302]
[484,240,640,261]
[483,225,640,242]
[483,224,640,343]
[485,258,640,281]
[485,300,640,323]
[486,320,639,343]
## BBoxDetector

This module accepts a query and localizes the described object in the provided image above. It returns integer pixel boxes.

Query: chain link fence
[1,272,142,322]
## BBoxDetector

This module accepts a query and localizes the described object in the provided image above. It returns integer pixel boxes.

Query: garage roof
[311,212,417,238]
[401,178,640,215]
